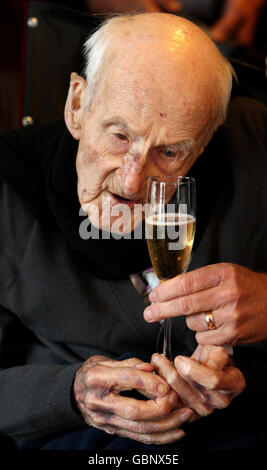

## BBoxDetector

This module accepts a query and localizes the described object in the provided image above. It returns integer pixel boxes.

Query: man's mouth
[109,192,141,207]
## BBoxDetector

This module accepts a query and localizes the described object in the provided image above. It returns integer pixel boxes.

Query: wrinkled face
[74,36,220,235]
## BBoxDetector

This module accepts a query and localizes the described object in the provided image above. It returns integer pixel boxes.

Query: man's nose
[118,152,146,197]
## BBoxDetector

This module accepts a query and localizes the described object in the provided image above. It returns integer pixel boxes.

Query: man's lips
[109,192,142,206]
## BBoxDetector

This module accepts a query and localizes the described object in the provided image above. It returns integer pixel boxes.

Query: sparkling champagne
[146,213,196,281]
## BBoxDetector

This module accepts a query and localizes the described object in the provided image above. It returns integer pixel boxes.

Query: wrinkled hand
[73,355,193,444]
[144,263,267,346]
[84,0,181,14]
[152,345,246,419]
[210,0,266,46]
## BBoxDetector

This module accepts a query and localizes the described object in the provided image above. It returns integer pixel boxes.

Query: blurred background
[1,0,266,134]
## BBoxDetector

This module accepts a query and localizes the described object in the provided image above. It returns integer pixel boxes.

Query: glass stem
[163,319,172,361]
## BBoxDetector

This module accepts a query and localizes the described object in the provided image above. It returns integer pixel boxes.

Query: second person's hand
[143,263,267,346]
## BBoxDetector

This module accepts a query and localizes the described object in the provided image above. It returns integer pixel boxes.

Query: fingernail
[151,353,160,362]
[136,362,152,370]
[157,383,169,395]
[149,291,158,302]
[136,363,146,369]
[144,308,153,322]
[176,356,190,375]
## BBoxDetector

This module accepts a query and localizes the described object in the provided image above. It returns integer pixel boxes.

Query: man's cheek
[77,174,103,204]
[77,148,108,187]
[82,145,116,174]
[79,144,101,165]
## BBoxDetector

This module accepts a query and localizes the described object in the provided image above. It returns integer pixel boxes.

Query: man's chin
[91,215,144,238]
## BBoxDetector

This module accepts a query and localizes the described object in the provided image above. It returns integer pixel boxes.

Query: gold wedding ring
[205,311,216,330]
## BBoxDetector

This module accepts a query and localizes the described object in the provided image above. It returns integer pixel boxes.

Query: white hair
[83,16,129,109]
[83,14,235,128]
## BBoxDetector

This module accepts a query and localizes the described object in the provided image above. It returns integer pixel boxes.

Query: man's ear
[64,73,87,140]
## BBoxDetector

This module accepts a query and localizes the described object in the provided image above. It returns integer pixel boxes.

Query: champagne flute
[145,176,196,361]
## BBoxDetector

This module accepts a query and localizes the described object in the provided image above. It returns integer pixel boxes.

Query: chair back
[21,1,102,127]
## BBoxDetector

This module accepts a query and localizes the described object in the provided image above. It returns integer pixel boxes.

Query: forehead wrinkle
[103,64,216,133]
[100,70,216,150]
[102,114,152,140]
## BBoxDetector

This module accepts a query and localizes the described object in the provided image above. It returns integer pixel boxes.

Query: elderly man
[0,13,266,451]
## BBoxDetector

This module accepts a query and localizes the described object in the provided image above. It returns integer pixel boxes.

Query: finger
[88,365,170,397]
[191,344,202,361]
[89,405,192,435]
[186,311,217,332]
[210,12,242,42]
[86,391,179,421]
[99,357,154,372]
[144,286,225,322]
[112,426,185,445]
[195,326,235,347]
[202,390,233,410]
[175,356,245,394]
[151,353,213,416]
[149,264,223,303]
[192,345,229,370]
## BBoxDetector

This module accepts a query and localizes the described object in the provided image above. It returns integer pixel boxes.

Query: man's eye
[162,149,176,158]
[115,133,128,141]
